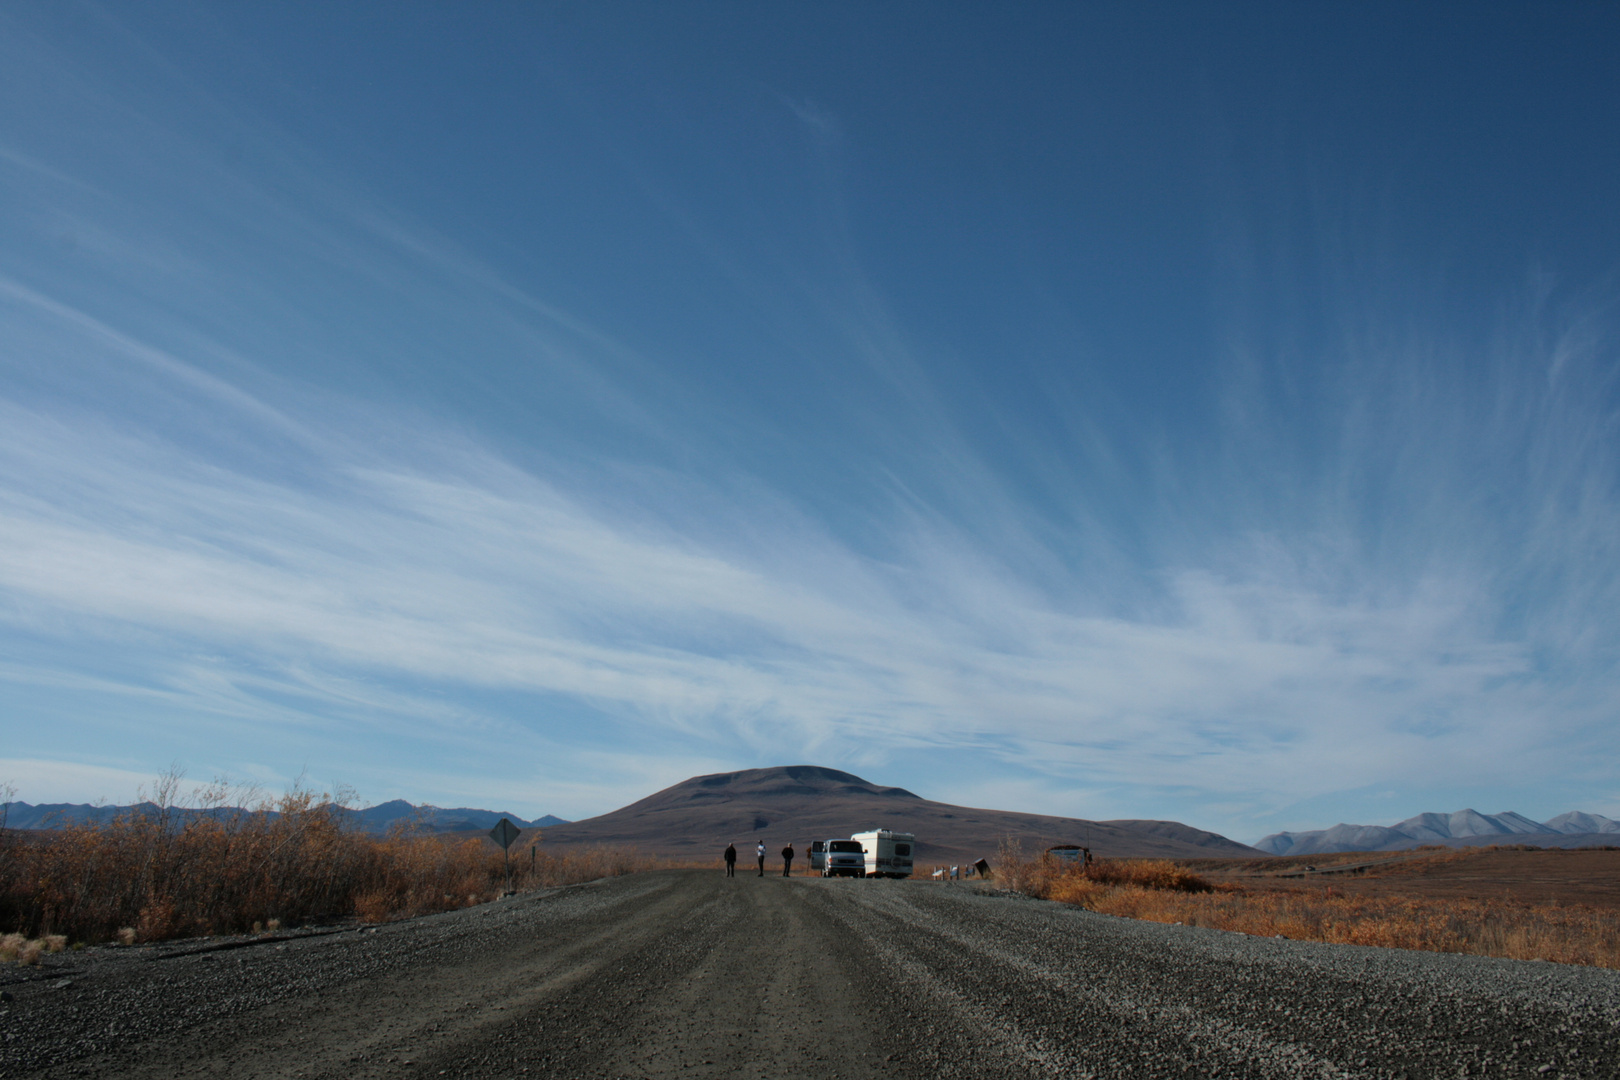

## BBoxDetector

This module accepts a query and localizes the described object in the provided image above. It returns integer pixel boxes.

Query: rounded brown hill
[529,765,1258,863]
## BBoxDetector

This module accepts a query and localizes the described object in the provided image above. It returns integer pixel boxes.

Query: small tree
[995,835,1032,892]
[0,781,14,862]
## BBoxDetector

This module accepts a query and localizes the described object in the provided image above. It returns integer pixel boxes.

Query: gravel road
[4,869,1617,1079]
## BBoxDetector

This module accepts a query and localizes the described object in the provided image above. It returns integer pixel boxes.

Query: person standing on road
[756,841,766,877]
[724,842,736,877]
[781,843,795,877]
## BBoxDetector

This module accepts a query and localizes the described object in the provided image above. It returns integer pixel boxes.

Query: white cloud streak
[3,270,1610,825]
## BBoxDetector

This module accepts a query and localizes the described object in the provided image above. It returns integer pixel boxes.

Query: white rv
[851,829,915,879]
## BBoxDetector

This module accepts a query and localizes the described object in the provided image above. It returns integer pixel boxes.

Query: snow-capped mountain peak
[1255,809,1619,856]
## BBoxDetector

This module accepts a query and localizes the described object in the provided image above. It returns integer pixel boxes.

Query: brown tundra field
[996,842,1620,969]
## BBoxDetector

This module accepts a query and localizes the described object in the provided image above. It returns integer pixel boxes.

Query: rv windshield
[828,840,864,853]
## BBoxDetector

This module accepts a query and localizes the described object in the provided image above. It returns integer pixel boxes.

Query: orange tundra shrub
[1081,858,1215,893]
[350,835,504,923]
[0,778,677,943]
[996,848,1620,969]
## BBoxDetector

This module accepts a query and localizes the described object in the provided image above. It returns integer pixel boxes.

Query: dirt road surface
[5,870,1618,1079]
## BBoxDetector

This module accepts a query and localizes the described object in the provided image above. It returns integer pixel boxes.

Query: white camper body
[851,829,915,879]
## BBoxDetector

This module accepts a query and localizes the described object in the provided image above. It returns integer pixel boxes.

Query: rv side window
[894,844,911,856]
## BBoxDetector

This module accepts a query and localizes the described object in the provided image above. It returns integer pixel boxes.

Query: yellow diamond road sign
[489,817,521,850]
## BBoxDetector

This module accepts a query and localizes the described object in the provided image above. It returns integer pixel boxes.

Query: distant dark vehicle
[822,839,866,878]
[809,839,826,873]
[1047,845,1092,868]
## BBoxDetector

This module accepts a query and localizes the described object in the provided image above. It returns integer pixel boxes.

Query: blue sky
[2,3,1618,842]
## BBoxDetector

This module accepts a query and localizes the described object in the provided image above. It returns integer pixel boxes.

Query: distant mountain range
[1256,809,1620,856]
[6,766,1257,862]
[1,798,567,835]
[531,764,1260,862]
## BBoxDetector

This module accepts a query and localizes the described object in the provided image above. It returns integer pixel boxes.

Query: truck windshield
[829,841,863,852]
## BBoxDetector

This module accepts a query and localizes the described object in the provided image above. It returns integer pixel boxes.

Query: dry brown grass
[0,775,676,945]
[2,933,73,966]
[1079,857,1214,893]
[1000,848,1620,969]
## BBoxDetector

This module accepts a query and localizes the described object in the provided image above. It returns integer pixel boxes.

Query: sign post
[489,817,521,895]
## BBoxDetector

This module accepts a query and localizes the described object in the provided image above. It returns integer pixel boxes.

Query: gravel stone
[2,870,1616,1078]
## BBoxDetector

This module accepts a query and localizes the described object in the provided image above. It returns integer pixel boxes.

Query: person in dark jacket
[781,843,795,877]
[724,842,737,877]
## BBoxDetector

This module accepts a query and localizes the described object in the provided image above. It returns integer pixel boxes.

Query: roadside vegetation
[995,839,1620,969]
[0,775,669,950]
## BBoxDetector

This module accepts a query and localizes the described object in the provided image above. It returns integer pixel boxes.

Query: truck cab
[822,839,866,877]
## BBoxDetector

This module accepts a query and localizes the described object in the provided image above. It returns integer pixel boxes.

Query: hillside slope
[527,765,1258,863]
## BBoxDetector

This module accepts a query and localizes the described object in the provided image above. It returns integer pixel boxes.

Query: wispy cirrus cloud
[3,265,1610,830]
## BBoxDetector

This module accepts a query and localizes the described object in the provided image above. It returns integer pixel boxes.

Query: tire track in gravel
[173,871,711,1080]
[823,882,1620,1079]
[822,883,1349,1079]
[431,870,1026,1079]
